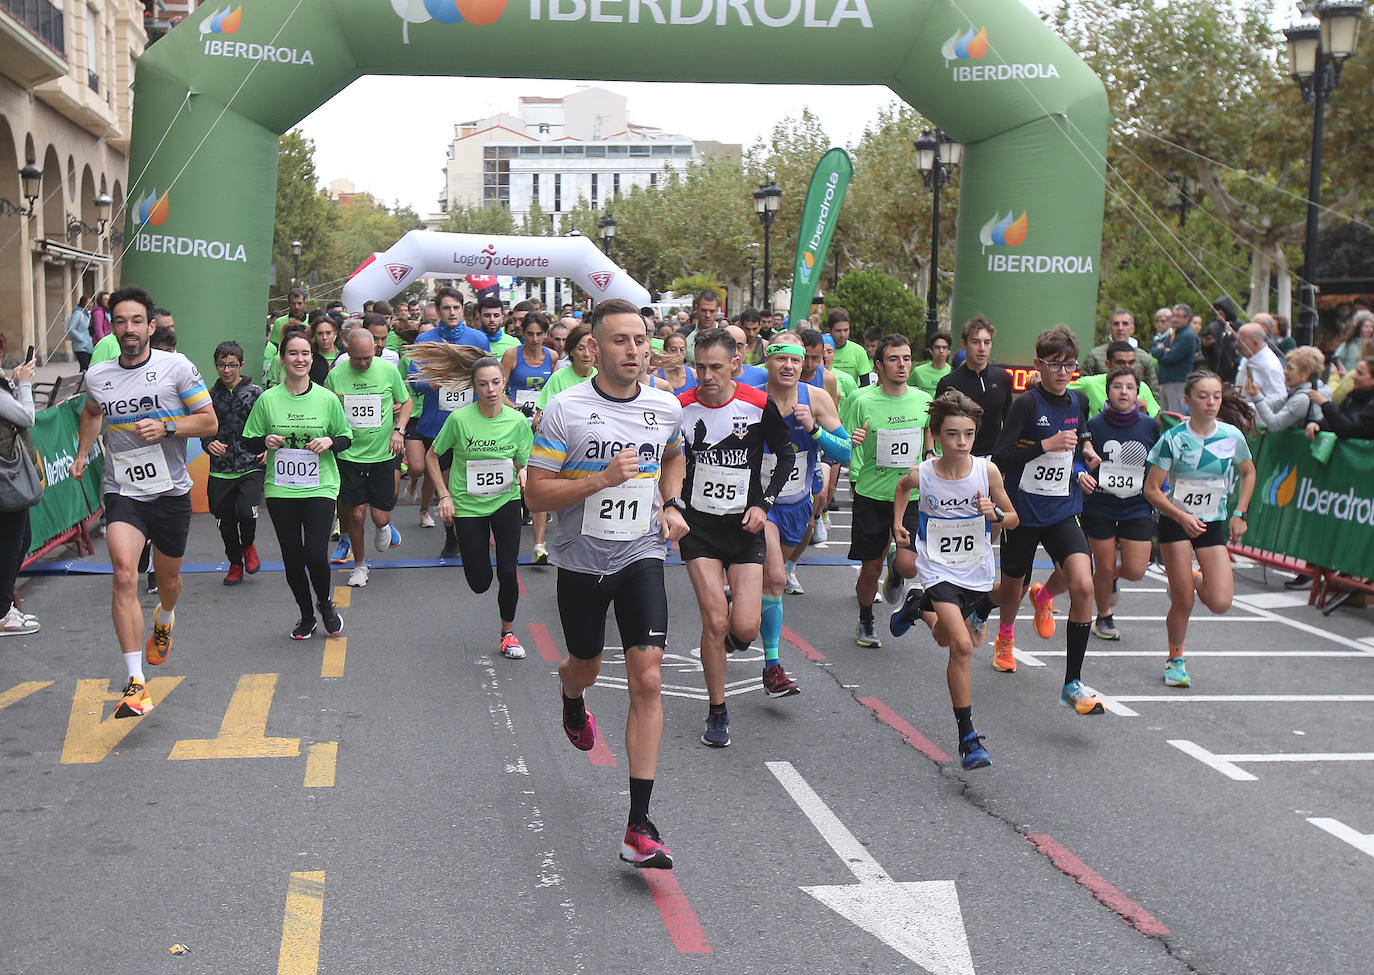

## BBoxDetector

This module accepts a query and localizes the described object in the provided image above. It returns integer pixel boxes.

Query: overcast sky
[295,0,1300,216]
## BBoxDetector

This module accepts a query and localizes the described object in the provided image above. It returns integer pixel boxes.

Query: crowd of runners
[67,284,1260,872]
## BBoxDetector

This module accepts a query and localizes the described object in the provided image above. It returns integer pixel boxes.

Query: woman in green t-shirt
[420,354,533,660]
[243,331,353,640]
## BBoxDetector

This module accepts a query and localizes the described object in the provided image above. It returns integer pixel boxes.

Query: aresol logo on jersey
[531,0,873,27]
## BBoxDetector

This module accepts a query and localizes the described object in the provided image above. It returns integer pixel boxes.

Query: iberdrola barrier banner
[122,0,1108,381]
[27,397,105,555]
[1245,429,1374,579]
[788,148,853,326]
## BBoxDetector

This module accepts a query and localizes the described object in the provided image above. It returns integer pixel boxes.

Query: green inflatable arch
[123,0,1108,375]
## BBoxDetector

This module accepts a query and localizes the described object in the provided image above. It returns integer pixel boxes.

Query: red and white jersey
[676,383,795,520]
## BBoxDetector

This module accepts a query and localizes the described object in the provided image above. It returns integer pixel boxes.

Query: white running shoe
[0,606,40,635]
[532,543,549,565]
[419,509,435,528]
[784,569,804,594]
[813,511,829,543]
[373,522,392,553]
[348,564,370,587]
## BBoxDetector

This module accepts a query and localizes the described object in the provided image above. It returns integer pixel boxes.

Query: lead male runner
[72,285,218,717]
[526,298,688,869]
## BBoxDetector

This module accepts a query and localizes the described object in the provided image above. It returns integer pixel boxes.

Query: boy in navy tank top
[990,326,1106,716]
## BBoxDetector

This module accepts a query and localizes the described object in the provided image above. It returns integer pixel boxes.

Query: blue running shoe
[700,704,731,747]
[959,731,991,769]
[966,605,988,646]
[889,587,923,638]
[1060,679,1105,715]
[1163,656,1191,687]
[390,523,402,547]
[330,538,351,564]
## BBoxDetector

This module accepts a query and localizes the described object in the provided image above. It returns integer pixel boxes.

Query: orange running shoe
[993,635,1017,673]
[114,678,153,718]
[145,615,173,666]
[1029,583,1056,639]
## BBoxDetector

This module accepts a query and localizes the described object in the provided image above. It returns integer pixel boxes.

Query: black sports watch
[663,497,687,514]
[163,419,177,437]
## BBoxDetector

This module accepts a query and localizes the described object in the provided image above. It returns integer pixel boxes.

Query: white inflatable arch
[342,230,651,312]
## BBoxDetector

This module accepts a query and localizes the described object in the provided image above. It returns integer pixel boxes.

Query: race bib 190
[112,444,173,496]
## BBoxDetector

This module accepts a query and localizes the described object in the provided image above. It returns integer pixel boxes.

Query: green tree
[271,130,335,306]
[437,202,517,236]
[826,268,924,341]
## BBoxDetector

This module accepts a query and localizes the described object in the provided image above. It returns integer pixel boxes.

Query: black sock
[562,692,585,728]
[974,594,996,618]
[1065,621,1091,684]
[629,777,654,826]
[1096,613,1113,626]
[954,705,974,739]
[858,602,874,624]
[709,701,727,715]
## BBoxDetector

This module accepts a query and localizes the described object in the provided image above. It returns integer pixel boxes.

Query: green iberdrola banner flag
[788,148,853,327]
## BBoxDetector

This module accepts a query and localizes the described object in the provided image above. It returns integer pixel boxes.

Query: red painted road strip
[857,697,953,762]
[527,623,562,663]
[641,871,712,954]
[516,570,529,596]
[527,623,617,766]
[1027,834,1170,936]
[781,625,826,662]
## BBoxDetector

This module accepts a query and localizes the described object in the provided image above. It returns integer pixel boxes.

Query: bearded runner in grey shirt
[73,286,217,720]
[527,298,688,872]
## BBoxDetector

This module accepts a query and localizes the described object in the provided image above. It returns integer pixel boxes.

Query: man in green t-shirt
[826,307,872,383]
[841,334,933,647]
[1069,341,1162,417]
[325,328,413,587]
[89,331,121,366]
[911,330,953,396]
[270,288,308,345]
[475,295,521,360]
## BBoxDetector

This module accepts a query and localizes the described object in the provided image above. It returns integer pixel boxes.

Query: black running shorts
[1080,513,1155,543]
[338,458,399,511]
[848,493,920,564]
[998,516,1091,580]
[104,491,193,559]
[1157,514,1228,549]
[556,558,669,660]
[677,511,765,567]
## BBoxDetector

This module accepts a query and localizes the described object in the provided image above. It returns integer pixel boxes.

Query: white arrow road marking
[766,761,975,975]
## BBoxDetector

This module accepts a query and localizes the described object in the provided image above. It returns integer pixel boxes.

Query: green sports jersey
[536,365,596,411]
[487,332,520,360]
[243,382,352,500]
[262,340,279,385]
[1147,419,1250,522]
[833,366,859,404]
[910,361,952,397]
[325,358,411,463]
[829,340,872,382]
[386,330,403,353]
[90,333,120,366]
[846,385,933,501]
[432,404,533,518]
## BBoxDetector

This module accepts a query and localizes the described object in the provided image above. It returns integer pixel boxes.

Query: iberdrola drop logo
[391,0,507,43]
[199,5,242,35]
[979,210,1028,253]
[1265,465,1300,507]
[942,26,988,63]
[137,189,170,227]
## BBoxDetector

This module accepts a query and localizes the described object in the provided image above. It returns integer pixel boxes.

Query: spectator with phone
[0,333,39,636]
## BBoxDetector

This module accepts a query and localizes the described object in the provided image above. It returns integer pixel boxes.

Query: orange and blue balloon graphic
[1266,465,1299,507]
[137,189,170,227]
[979,210,1028,249]
[199,4,242,35]
[942,26,988,62]
[391,0,506,42]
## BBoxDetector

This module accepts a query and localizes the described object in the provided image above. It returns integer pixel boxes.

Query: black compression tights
[266,497,336,620]
[454,499,522,624]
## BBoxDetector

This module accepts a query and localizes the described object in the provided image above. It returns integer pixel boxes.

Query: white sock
[785,560,798,574]
[154,605,175,626]
[123,651,144,683]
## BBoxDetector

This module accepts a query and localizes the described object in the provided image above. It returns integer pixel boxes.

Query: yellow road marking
[304,742,337,788]
[321,637,346,679]
[0,681,53,711]
[278,871,326,975]
[60,677,185,765]
[331,586,350,608]
[168,674,299,760]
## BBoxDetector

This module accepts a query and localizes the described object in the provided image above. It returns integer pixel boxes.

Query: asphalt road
[4,499,1372,975]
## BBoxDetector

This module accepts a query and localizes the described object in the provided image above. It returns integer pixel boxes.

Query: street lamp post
[915,129,962,347]
[752,179,782,314]
[597,210,617,258]
[0,160,43,218]
[1284,0,1364,346]
[291,239,302,289]
[65,189,115,243]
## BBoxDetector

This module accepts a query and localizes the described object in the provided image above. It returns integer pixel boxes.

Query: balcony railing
[87,69,99,93]
[0,0,66,56]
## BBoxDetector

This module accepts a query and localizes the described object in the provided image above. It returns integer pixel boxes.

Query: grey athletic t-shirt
[529,379,682,575]
[83,348,210,499]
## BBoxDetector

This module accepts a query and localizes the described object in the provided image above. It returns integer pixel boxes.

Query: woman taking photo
[0,336,39,636]
[1332,312,1374,376]
[1247,346,1328,432]
[1306,356,1374,441]
[243,331,352,639]
[1144,371,1256,689]
[419,352,533,660]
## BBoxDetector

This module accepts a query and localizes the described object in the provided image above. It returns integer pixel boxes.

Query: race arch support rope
[340,231,651,313]
[122,0,1108,378]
